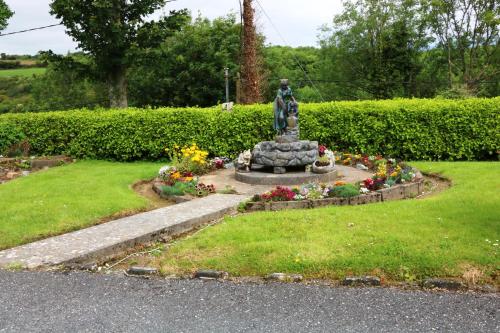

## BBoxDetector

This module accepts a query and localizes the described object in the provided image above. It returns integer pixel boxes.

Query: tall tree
[318,0,430,99]
[426,0,499,93]
[50,0,188,108]
[241,0,262,104]
[0,0,13,32]
[128,14,242,107]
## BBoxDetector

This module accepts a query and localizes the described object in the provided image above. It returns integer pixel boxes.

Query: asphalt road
[0,270,498,333]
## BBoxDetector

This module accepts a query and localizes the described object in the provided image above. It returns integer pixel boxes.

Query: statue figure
[273,79,298,136]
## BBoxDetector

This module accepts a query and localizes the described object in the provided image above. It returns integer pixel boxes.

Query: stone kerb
[245,179,424,212]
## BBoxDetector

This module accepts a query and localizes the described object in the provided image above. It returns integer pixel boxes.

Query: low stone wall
[245,180,424,212]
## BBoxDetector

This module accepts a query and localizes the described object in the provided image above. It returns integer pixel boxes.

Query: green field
[151,162,499,283]
[0,67,46,77]
[0,160,162,250]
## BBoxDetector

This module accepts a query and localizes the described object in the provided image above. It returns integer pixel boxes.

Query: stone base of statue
[234,90,337,184]
[234,167,338,186]
[235,133,338,185]
[251,140,318,174]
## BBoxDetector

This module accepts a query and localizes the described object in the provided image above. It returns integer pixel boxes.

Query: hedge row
[0,98,498,161]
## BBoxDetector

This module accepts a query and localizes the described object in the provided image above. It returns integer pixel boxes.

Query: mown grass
[0,68,46,77]
[0,160,162,250]
[156,162,499,282]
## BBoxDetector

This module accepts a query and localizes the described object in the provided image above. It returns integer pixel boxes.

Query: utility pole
[224,67,230,103]
[236,72,241,104]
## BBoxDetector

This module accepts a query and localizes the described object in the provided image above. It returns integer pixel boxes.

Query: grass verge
[0,68,46,77]
[0,160,162,250]
[150,162,499,283]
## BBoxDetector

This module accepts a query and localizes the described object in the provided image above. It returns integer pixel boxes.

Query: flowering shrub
[254,152,421,203]
[194,183,216,197]
[318,145,327,157]
[165,143,210,175]
[261,186,297,201]
[317,145,335,166]
[257,182,363,202]
[158,161,216,198]
[360,159,417,192]
[160,166,194,186]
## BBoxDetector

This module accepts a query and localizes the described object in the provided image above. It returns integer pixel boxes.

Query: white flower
[158,165,172,177]
[294,194,305,201]
[325,149,335,165]
[360,187,370,194]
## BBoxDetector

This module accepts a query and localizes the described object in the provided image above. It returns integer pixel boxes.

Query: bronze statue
[273,79,298,136]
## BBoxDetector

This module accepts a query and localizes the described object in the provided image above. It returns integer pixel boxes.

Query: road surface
[0,271,498,332]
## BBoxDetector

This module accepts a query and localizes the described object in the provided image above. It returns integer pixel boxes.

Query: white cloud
[1,0,342,55]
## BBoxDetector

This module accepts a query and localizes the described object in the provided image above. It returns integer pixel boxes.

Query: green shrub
[0,98,498,161]
[0,123,25,155]
[330,184,360,198]
[161,182,194,196]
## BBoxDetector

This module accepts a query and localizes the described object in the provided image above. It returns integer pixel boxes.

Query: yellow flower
[390,171,398,177]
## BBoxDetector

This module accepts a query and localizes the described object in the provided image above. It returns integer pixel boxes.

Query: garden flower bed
[152,144,232,203]
[0,155,72,184]
[243,152,424,212]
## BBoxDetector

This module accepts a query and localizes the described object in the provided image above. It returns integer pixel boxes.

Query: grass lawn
[0,68,46,77]
[155,162,499,282]
[0,160,162,250]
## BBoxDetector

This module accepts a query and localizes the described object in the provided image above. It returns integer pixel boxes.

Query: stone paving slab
[0,194,248,269]
[199,165,372,196]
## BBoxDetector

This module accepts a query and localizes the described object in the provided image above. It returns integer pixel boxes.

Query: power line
[0,24,63,37]
[254,0,325,102]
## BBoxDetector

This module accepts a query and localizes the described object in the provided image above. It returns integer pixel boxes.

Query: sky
[0,0,343,55]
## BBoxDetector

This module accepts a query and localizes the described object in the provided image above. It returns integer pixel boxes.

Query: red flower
[215,159,224,169]
[363,178,374,189]
[319,145,327,157]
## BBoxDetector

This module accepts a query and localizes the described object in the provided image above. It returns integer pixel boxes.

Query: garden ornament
[237,150,252,172]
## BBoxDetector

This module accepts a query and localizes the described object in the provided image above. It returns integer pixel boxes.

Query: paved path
[0,270,498,333]
[0,194,247,269]
[199,165,373,196]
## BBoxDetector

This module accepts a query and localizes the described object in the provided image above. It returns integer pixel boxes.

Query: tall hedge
[0,98,498,161]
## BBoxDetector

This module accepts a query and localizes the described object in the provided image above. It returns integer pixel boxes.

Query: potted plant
[312,155,334,174]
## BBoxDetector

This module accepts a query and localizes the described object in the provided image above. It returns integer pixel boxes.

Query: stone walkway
[0,194,248,269]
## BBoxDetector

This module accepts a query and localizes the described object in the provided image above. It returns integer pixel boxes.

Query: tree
[426,0,499,94]
[31,53,109,112]
[241,0,262,103]
[128,14,242,107]
[50,0,188,108]
[0,0,13,32]
[262,46,321,101]
[318,0,431,99]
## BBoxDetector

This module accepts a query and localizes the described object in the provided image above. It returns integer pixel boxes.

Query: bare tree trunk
[108,65,128,108]
[241,0,261,104]
[447,39,453,89]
